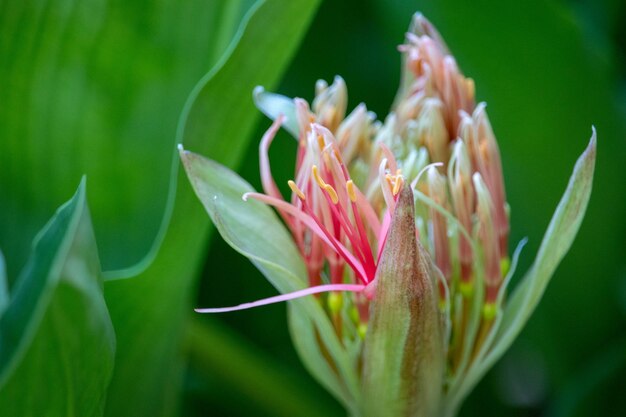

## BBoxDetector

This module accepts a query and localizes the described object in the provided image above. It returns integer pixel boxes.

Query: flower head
[182,12,596,417]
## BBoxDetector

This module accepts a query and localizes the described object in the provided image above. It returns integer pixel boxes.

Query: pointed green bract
[362,186,444,417]
[489,132,596,362]
[180,149,360,410]
[443,132,597,416]
[0,180,115,416]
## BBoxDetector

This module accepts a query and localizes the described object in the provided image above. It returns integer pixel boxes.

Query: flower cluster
[246,14,512,356]
[183,12,595,417]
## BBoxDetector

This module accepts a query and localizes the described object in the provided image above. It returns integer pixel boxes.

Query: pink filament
[195,284,366,313]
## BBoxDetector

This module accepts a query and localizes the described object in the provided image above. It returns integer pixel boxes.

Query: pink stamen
[195,284,366,313]
[244,192,369,283]
[260,115,287,202]
[352,186,382,236]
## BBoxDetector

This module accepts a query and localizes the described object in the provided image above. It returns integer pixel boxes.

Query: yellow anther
[346,180,357,202]
[288,180,305,200]
[324,184,339,204]
[312,165,326,187]
[317,135,326,151]
[392,175,404,196]
[396,168,403,176]
[333,148,343,164]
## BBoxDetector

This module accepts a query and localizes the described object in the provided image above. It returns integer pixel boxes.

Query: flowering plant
[180,13,595,417]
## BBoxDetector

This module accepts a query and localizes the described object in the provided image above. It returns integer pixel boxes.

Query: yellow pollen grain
[288,180,305,200]
[324,184,339,204]
[312,165,326,187]
[346,180,357,202]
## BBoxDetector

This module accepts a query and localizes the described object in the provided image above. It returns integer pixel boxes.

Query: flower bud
[459,104,509,255]
[449,140,475,284]
[427,166,452,281]
[472,172,501,304]
[312,76,348,132]
[362,184,444,417]
[414,98,449,163]
[335,103,376,165]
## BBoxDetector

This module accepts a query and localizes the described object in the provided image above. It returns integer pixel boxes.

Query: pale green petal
[253,86,299,138]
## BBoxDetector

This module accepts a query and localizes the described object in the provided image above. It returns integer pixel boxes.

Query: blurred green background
[1,0,624,416]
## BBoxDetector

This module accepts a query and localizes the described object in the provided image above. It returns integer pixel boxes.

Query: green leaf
[180,149,360,410]
[102,1,321,415]
[0,0,253,279]
[0,179,115,417]
[443,132,597,416]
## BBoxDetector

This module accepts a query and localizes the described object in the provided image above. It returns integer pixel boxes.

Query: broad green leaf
[102,1,321,416]
[0,0,253,279]
[443,133,596,417]
[0,179,115,417]
[180,149,360,410]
